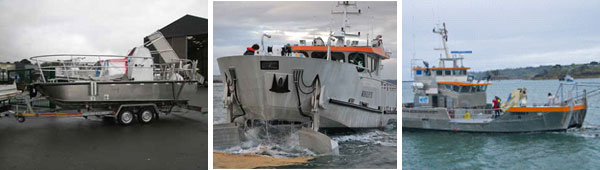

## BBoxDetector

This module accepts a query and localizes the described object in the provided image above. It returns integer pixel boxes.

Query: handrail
[30,55,198,83]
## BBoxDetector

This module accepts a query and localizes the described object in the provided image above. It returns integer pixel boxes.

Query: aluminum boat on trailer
[19,31,202,125]
[402,23,596,132]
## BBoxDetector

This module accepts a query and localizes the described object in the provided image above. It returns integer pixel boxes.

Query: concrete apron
[213,123,339,155]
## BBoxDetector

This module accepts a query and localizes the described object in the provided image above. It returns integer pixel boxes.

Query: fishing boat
[217,1,397,131]
[402,23,596,132]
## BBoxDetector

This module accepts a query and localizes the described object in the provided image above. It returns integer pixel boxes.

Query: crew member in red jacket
[492,96,501,118]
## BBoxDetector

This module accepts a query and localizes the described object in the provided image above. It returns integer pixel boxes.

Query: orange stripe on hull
[506,105,585,112]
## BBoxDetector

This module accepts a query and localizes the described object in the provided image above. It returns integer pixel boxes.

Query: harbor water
[403,79,600,169]
[213,83,397,169]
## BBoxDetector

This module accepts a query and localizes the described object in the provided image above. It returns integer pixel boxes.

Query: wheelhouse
[290,45,390,75]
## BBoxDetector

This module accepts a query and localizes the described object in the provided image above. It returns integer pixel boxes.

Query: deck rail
[30,55,198,83]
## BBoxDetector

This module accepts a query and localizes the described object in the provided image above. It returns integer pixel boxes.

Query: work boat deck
[402,23,593,132]
[218,2,396,129]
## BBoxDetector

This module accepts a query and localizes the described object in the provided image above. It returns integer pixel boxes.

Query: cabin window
[296,51,309,58]
[444,70,451,76]
[348,53,366,67]
[331,53,345,62]
[460,86,470,93]
[471,86,479,92]
[480,85,487,92]
[445,85,452,90]
[461,70,467,75]
[453,70,462,76]
[311,52,344,61]
[452,85,460,92]
[436,70,443,76]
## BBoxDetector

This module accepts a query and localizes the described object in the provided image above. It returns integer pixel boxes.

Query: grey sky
[213,1,397,79]
[402,0,600,81]
[0,0,207,62]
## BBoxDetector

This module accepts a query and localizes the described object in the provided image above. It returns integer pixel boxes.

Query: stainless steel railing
[30,55,198,83]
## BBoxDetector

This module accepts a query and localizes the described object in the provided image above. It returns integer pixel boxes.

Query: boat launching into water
[402,23,598,132]
[215,1,397,154]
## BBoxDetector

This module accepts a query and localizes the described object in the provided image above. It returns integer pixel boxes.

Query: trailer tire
[138,107,155,124]
[16,116,25,123]
[117,109,134,126]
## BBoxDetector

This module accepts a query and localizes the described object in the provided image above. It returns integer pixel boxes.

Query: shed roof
[159,14,208,37]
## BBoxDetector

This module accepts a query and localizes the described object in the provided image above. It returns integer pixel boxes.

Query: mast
[433,23,470,68]
[433,23,452,67]
[331,1,361,46]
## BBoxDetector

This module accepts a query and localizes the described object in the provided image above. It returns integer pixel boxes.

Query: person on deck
[547,93,555,106]
[519,88,528,107]
[492,96,501,118]
[244,44,260,55]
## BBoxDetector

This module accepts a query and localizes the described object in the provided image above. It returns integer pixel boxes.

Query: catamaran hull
[402,107,587,132]
[218,55,397,128]
[34,81,197,108]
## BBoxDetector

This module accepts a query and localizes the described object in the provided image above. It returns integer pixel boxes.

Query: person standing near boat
[492,96,501,118]
[547,93,555,106]
[244,44,260,55]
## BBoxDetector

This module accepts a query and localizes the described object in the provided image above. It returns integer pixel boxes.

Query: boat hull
[34,81,197,108]
[402,106,586,132]
[218,55,397,128]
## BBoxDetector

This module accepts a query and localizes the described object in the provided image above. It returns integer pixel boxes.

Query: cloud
[403,0,600,80]
[0,0,208,62]
[214,1,397,79]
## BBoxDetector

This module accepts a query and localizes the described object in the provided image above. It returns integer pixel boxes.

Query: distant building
[0,63,15,70]
[144,14,208,79]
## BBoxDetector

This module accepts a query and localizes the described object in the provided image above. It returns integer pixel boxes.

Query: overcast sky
[0,0,207,62]
[214,1,397,79]
[402,0,600,81]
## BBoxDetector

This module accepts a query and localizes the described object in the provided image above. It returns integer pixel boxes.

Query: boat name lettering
[361,91,373,98]
[260,61,279,70]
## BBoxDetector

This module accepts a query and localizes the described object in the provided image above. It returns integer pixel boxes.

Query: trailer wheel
[138,108,155,124]
[16,116,25,123]
[117,109,134,126]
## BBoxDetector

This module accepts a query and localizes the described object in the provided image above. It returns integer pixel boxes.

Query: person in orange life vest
[244,44,260,55]
[492,96,501,118]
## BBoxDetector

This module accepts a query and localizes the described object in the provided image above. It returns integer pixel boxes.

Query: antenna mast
[332,1,361,46]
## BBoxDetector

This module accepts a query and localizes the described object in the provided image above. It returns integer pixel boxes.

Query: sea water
[402,79,600,169]
[214,83,397,169]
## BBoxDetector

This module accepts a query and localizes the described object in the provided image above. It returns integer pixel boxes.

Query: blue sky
[402,0,600,81]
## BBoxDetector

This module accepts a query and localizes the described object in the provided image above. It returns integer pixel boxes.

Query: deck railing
[448,108,495,120]
[30,55,198,83]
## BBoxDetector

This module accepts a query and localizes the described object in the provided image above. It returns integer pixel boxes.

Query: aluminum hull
[218,55,397,128]
[34,81,197,108]
[402,107,587,132]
